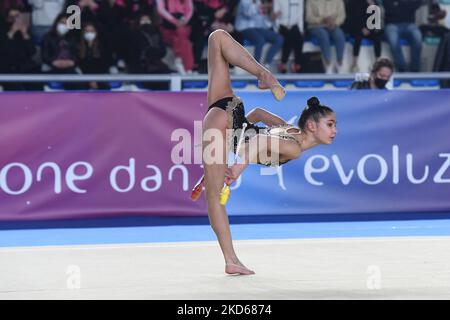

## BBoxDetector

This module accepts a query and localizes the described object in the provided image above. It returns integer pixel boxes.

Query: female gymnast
[196,29,337,275]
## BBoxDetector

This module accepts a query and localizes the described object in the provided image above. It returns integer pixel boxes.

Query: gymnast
[194,29,337,275]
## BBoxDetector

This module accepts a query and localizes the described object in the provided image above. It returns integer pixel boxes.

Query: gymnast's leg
[207,29,285,106]
[203,30,261,275]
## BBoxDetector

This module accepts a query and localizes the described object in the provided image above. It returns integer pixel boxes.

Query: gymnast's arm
[225,137,301,185]
[246,108,286,126]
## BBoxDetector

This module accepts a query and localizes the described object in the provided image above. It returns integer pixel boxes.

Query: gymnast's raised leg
[202,29,284,275]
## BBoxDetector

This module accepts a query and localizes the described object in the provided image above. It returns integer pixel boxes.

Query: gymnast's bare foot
[257,70,286,101]
[225,260,255,275]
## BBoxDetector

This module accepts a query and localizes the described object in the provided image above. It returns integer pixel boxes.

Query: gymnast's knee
[208,29,228,45]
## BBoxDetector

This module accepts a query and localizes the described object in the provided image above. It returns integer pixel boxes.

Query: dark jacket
[78,39,113,74]
[384,0,422,24]
[191,0,215,36]
[41,31,78,66]
[346,0,384,33]
[129,24,170,73]
[350,79,371,90]
[433,32,450,71]
[97,1,127,32]
[0,31,37,73]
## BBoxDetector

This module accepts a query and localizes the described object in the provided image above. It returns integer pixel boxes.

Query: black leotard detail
[208,96,300,166]
[208,96,262,153]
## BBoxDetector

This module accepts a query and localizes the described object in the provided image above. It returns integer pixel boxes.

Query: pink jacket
[156,0,193,25]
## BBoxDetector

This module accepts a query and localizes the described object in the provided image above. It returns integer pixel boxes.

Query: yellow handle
[219,185,230,206]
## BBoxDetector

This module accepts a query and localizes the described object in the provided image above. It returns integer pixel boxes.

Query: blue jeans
[385,23,423,72]
[31,26,51,45]
[308,27,346,63]
[240,28,284,64]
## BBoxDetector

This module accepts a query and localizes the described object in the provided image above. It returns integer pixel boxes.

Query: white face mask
[57,23,69,36]
[140,20,151,26]
[84,32,96,42]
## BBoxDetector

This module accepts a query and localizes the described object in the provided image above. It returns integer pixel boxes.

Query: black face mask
[374,77,388,89]
[140,24,153,33]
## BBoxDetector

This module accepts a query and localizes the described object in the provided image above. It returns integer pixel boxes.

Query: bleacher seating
[1,1,449,93]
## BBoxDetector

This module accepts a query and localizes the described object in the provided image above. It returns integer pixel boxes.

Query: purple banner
[0,92,207,221]
[1,90,450,221]
[228,90,450,215]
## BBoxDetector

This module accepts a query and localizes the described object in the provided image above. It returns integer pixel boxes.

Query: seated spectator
[350,57,394,90]
[384,0,423,72]
[1,1,29,35]
[97,0,130,70]
[347,0,384,73]
[28,0,65,45]
[124,0,155,23]
[234,0,283,70]
[433,32,450,87]
[190,0,236,73]
[71,0,99,24]
[41,13,81,89]
[78,22,113,90]
[0,6,42,91]
[156,0,194,74]
[273,0,304,73]
[128,12,171,74]
[419,1,449,40]
[306,0,346,74]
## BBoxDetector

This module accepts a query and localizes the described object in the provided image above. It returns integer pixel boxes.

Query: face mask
[140,20,151,26]
[57,23,69,36]
[84,32,96,42]
[374,77,388,89]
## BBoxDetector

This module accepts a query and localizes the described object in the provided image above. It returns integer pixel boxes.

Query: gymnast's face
[312,113,337,145]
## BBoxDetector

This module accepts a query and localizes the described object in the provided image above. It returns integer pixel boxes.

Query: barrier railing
[1,72,450,91]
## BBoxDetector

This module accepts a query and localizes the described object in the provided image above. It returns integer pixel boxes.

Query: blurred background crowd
[1,0,450,91]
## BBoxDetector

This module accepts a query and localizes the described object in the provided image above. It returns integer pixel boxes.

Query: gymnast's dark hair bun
[298,96,334,131]
[307,97,320,108]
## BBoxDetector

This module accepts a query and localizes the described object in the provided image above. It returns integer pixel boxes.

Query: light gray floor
[1,236,450,300]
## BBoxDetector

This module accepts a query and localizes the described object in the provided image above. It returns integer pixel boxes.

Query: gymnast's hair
[297,97,334,131]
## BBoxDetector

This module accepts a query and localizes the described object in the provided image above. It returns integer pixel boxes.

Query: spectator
[433,32,450,87]
[306,0,346,74]
[214,1,241,44]
[384,0,423,72]
[71,0,99,24]
[41,13,81,89]
[272,0,304,73]
[124,0,155,22]
[128,12,171,74]
[350,57,394,90]
[1,1,29,35]
[347,0,383,73]
[28,0,65,45]
[0,7,42,91]
[156,0,194,74]
[419,0,449,40]
[97,0,130,70]
[190,0,236,72]
[234,0,283,70]
[78,22,113,90]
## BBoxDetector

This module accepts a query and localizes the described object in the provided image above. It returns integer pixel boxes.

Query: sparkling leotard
[208,96,301,166]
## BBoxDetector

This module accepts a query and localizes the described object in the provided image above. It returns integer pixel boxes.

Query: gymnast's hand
[224,163,247,186]
[224,167,236,186]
